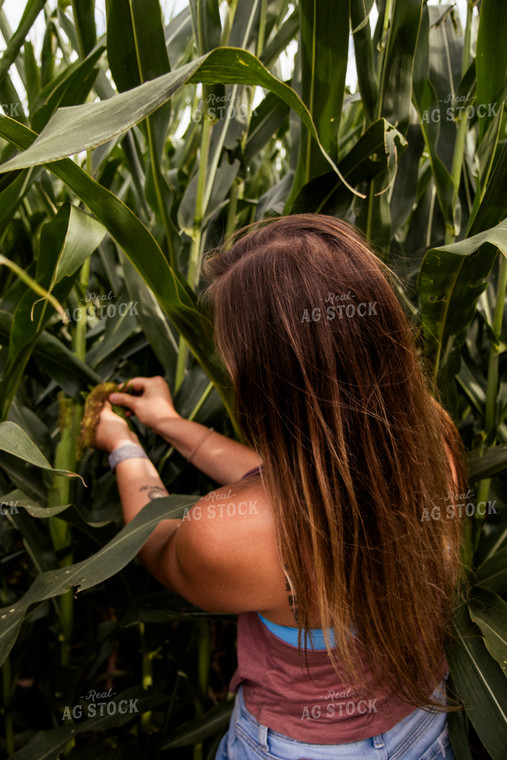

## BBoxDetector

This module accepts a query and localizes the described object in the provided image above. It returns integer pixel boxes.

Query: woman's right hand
[109,376,181,431]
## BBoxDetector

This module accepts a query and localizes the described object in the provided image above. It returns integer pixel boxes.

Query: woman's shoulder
[169,476,286,613]
[180,474,271,537]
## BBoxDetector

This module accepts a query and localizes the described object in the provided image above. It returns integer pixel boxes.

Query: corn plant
[0,0,505,758]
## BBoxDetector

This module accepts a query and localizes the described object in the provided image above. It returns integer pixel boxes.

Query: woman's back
[177,463,452,744]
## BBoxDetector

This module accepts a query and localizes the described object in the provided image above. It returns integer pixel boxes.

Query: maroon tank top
[229,612,448,743]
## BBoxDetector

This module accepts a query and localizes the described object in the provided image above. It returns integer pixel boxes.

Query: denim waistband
[230,683,449,760]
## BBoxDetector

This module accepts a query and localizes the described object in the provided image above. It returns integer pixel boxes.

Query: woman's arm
[153,417,261,485]
[92,403,181,585]
[109,376,261,485]
[92,402,273,609]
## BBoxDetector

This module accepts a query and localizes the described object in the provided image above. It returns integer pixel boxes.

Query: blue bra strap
[257,612,335,650]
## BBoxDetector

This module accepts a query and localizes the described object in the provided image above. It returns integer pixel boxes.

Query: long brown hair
[203,214,468,711]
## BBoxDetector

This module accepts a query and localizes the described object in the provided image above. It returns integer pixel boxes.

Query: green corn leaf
[0,0,46,90]
[350,0,378,124]
[122,257,178,379]
[0,204,105,418]
[447,707,474,760]
[107,0,171,89]
[475,507,507,568]
[260,10,298,68]
[0,253,68,329]
[0,421,80,480]
[446,601,507,760]
[39,204,106,291]
[244,90,290,164]
[191,0,221,53]
[418,218,507,378]
[0,494,195,666]
[476,103,506,200]
[0,489,70,518]
[0,167,33,229]
[475,548,507,596]
[0,309,101,395]
[0,47,359,197]
[158,699,234,748]
[295,0,349,186]
[291,118,407,216]
[469,587,507,676]
[413,77,455,229]
[107,0,171,159]
[412,6,457,230]
[31,41,102,112]
[468,444,507,482]
[468,141,507,236]
[30,45,105,133]
[23,40,40,110]
[10,688,169,760]
[377,0,423,132]
[0,115,228,414]
[475,0,507,141]
[71,0,97,58]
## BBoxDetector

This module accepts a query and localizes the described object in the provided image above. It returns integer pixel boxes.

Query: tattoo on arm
[140,485,169,500]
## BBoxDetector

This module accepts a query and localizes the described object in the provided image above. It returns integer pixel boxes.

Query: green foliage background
[0,0,506,758]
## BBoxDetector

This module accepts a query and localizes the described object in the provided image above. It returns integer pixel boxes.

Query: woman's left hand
[93,401,140,453]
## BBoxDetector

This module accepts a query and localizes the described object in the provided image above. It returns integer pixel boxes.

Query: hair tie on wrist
[187,428,214,465]
[108,443,148,471]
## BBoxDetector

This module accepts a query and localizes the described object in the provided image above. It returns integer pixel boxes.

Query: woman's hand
[93,401,140,453]
[109,376,181,431]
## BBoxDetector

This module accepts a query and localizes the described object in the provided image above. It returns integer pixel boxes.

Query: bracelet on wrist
[187,427,214,465]
[108,443,148,471]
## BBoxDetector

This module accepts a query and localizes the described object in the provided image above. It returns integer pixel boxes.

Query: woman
[93,215,467,759]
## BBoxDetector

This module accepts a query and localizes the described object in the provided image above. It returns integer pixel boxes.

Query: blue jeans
[215,685,454,760]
